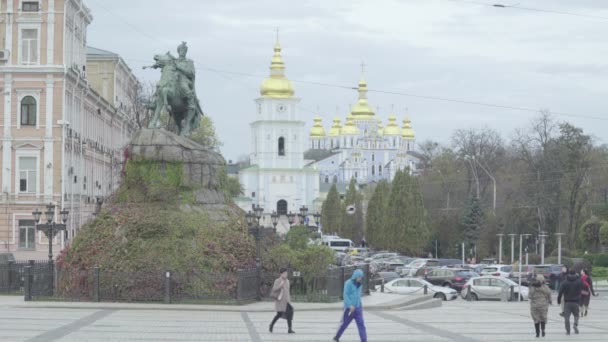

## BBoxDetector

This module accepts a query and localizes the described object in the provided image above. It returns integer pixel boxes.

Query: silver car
[461,276,529,301]
[376,277,458,301]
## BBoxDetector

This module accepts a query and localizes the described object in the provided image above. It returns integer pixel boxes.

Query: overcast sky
[85,0,608,160]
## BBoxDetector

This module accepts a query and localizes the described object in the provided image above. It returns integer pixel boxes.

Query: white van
[321,236,355,252]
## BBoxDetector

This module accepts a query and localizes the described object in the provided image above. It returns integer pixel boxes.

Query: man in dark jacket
[557,270,583,335]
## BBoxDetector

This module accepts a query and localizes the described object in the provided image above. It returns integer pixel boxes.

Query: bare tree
[131,81,156,130]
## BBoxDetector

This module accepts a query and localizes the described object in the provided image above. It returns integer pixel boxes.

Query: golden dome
[260,40,295,98]
[350,77,375,120]
[310,116,326,137]
[402,117,415,140]
[329,117,342,136]
[383,115,401,135]
[341,115,360,135]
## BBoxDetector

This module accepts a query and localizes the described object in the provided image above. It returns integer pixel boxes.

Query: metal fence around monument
[6,261,371,304]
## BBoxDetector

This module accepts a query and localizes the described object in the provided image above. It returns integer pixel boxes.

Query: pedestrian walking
[580,269,597,317]
[333,269,367,342]
[269,268,295,334]
[529,274,552,338]
[558,270,583,335]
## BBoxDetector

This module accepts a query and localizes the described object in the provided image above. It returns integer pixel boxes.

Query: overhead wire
[82,1,607,123]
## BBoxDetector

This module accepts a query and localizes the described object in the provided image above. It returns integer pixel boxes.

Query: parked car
[533,264,564,289]
[424,268,479,292]
[461,276,529,301]
[509,265,535,285]
[365,252,399,263]
[376,277,458,301]
[400,258,440,276]
[342,255,366,267]
[439,259,462,267]
[481,258,498,265]
[462,264,485,274]
[480,265,513,277]
[370,271,401,289]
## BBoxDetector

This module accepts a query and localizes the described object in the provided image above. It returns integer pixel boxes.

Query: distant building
[235,39,320,232]
[306,77,422,187]
[0,0,138,260]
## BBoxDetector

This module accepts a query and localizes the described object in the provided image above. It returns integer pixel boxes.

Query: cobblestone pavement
[0,295,606,341]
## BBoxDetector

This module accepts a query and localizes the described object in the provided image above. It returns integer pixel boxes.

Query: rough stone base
[128,129,229,208]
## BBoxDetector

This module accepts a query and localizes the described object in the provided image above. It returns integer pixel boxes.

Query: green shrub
[583,253,608,267]
[592,266,608,280]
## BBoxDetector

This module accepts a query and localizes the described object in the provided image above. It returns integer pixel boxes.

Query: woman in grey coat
[269,268,295,334]
[529,274,552,338]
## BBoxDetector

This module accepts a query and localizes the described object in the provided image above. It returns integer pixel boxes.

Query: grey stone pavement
[0,294,607,341]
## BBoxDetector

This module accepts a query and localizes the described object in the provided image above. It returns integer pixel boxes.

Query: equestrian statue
[144,42,203,136]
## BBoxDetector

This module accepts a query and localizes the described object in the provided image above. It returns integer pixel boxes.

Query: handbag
[281,303,294,320]
[581,289,590,296]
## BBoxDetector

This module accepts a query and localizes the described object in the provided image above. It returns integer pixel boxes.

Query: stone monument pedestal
[128,129,234,219]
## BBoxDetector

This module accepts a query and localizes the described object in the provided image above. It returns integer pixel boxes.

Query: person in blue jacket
[333,269,367,342]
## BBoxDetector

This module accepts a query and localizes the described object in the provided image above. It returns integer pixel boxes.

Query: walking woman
[580,269,597,317]
[529,274,552,338]
[269,268,295,334]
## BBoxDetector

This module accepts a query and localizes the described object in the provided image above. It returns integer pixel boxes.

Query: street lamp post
[509,234,516,264]
[270,211,279,231]
[496,234,504,264]
[313,212,321,234]
[556,233,565,265]
[539,231,548,265]
[518,233,532,302]
[32,203,69,262]
[298,205,308,225]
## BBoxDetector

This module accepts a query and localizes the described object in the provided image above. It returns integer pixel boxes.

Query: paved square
[0,294,606,341]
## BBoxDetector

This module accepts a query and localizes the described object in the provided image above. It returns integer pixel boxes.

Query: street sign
[293,271,301,277]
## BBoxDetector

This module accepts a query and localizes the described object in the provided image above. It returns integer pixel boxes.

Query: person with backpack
[269,268,295,334]
[333,269,367,342]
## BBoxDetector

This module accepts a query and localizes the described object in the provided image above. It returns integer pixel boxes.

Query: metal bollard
[467,285,472,302]
[93,267,100,302]
[424,284,428,295]
[381,279,385,293]
[510,285,515,302]
[24,266,32,301]
[164,271,171,304]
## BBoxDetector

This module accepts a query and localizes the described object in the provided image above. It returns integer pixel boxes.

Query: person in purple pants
[333,269,367,342]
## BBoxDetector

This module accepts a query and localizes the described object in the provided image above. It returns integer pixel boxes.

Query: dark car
[533,264,564,289]
[425,268,479,291]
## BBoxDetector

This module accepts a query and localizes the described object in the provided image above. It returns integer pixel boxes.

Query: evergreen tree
[343,179,364,242]
[460,196,483,257]
[366,180,390,249]
[385,169,430,255]
[321,184,343,236]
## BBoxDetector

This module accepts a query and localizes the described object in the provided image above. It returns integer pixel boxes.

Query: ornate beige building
[0,0,138,260]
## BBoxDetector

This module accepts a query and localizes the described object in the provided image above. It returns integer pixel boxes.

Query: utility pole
[518,234,531,302]
[497,234,504,264]
[509,234,516,264]
[540,231,548,265]
[556,233,565,265]
[474,157,496,215]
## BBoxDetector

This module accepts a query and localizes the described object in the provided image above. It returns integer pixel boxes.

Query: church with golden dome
[307,76,421,187]
[235,39,321,228]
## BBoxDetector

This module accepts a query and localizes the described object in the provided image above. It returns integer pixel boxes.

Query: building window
[20,96,37,126]
[393,138,396,147]
[355,172,358,179]
[19,220,36,249]
[252,192,256,198]
[372,165,375,176]
[379,165,382,175]
[331,140,334,149]
[22,1,40,12]
[278,137,285,156]
[21,29,39,65]
[324,176,329,183]
[333,175,338,183]
[18,157,37,193]
[372,153,375,162]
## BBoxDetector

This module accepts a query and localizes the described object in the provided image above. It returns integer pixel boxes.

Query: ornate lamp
[270,211,279,229]
[313,212,321,227]
[32,209,42,223]
[246,211,255,227]
[60,209,70,223]
[287,212,295,226]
